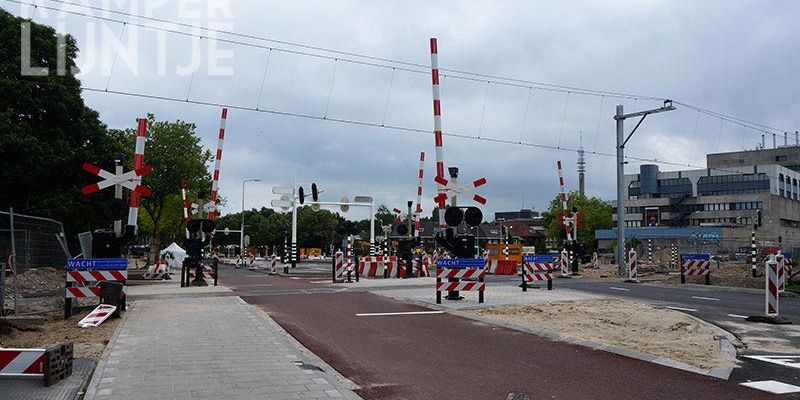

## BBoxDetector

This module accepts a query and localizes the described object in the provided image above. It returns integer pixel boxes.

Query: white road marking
[727,314,748,319]
[743,355,800,370]
[740,380,800,394]
[608,287,630,291]
[691,296,719,301]
[666,306,698,312]
[289,277,301,280]
[356,311,445,317]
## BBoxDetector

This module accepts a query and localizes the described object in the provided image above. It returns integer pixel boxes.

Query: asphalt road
[219,265,785,399]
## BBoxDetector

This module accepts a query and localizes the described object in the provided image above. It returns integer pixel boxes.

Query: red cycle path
[225,272,778,399]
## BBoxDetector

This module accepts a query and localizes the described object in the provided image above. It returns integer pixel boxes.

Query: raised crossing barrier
[680,253,711,285]
[65,258,127,318]
[435,258,485,304]
[522,255,554,291]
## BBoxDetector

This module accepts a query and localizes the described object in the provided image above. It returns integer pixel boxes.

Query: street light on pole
[241,178,261,257]
[615,100,675,275]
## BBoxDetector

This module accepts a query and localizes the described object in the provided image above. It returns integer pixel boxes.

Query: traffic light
[298,186,305,205]
[757,209,762,227]
[311,183,318,202]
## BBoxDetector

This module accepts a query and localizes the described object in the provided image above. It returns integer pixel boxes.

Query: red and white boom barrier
[128,118,148,228]
[209,108,228,219]
[429,38,447,230]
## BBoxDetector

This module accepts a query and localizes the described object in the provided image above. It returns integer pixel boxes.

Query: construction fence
[0,209,69,270]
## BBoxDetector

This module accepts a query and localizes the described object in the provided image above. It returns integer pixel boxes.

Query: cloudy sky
[8,0,800,221]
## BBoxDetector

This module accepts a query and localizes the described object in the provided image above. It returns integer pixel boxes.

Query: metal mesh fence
[0,210,69,270]
[630,236,800,268]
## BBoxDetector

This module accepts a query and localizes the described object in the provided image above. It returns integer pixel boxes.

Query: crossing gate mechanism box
[65,258,127,318]
[435,258,485,304]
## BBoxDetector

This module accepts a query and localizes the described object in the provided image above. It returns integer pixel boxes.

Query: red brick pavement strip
[239,288,780,400]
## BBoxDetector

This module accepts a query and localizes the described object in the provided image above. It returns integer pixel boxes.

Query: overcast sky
[9,0,800,221]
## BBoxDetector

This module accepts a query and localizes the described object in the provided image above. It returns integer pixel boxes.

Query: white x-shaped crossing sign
[191,199,217,217]
[81,163,152,196]
[433,176,487,205]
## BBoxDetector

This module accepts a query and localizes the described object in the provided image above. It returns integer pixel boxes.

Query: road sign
[340,197,350,212]
[523,255,555,263]
[271,198,293,210]
[435,258,485,268]
[682,253,710,260]
[433,175,487,205]
[81,163,153,196]
[66,258,128,271]
[354,196,373,203]
[272,186,293,195]
[244,235,250,246]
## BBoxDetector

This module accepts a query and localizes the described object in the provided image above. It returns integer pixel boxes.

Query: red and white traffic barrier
[188,264,216,281]
[435,267,485,302]
[0,348,45,377]
[78,304,117,328]
[270,255,278,275]
[128,118,148,227]
[429,38,447,229]
[384,256,400,278]
[413,257,431,277]
[358,256,386,278]
[67,270,127,283]
[143,261,168,280]
[682,259,710,276]
[766,256,779,316]
[66,286,129,298]
[627,250,638,280]
[523,260,553,291]
[209,108,228,219]
[334,251,345,280]
[560,250,570,276]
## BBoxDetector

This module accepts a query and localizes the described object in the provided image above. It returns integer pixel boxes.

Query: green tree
[0,9,124,248]
[544,191,613,252]
[113,114,212,257]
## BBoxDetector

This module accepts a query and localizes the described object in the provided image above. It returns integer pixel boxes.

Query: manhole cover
[506,392,531,400]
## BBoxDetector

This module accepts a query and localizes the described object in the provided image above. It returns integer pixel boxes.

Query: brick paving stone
[84,296,361,400]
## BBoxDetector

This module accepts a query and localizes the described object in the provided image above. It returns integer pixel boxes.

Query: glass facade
[697,173,769,195]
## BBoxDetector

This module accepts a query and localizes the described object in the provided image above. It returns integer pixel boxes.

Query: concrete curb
[238,297,364,400]
[81,301,134,400]
[378,294,737,380]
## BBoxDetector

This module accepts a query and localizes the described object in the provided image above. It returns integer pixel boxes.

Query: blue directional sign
[681,253,710,261]
[66,258,128,271]
[783,252,792,259]
[435,258,485,268]
[523,255,555,263]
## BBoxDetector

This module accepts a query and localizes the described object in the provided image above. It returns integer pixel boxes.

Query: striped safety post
[435,266,485,304]
[332,251,344,282]
[560,249,570,276]
[591,252,598,269]
[283,236,289,274]
[647,239,652,264]
[776,253,785,293]
[627,250,638,280]
[270,255,278,275]
[429,38,447,230]
[208,107,228,219]
[522,256,554,291]
[751,228,757,277]
[766,255,779,316]
[127,118,148,228]
[414,151,425,236]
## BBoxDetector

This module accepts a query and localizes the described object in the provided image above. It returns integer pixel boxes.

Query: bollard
[680,255,686,284]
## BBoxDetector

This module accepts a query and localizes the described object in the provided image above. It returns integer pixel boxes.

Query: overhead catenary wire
[10,0,791,137]
[6,76,782,178]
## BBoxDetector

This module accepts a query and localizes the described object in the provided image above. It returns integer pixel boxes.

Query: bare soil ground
[1,267,119,360]
[472,298,736,371]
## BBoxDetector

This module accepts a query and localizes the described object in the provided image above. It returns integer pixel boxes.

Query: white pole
[370,201,375,253]
[241,180,246,256]
[291,184,298,268]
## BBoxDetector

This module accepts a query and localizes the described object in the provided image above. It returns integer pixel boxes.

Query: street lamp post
[615,100,676,275]
[241,178,261,257]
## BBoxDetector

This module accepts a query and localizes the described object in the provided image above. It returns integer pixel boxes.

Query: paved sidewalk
[84,296,361,400]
